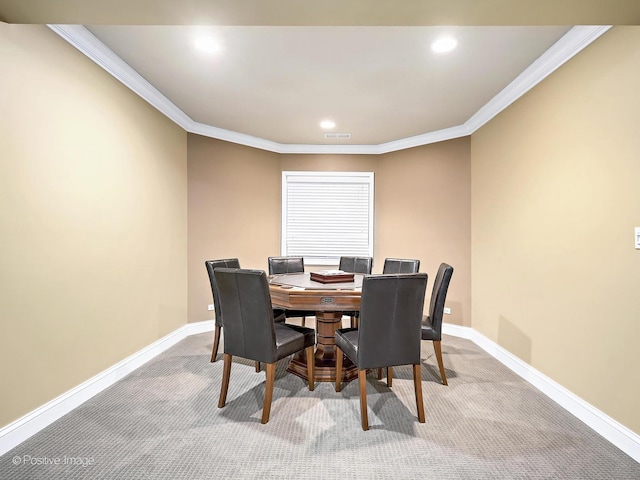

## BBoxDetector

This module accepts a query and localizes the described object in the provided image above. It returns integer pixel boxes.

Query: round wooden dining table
[268,272,363,383]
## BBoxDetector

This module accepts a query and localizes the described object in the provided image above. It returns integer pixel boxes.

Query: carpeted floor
[1,326,638,479]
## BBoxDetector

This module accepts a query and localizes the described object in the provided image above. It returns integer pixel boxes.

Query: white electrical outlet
[635,227,640,249]
[443,307,451,315]
[207,304,214,311]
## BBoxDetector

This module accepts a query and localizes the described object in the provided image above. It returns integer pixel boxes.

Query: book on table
[309,270,355,284]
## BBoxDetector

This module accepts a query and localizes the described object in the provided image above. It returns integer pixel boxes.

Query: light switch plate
[635,227,640,249]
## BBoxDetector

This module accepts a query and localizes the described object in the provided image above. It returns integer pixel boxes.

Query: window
[281,171,374,265]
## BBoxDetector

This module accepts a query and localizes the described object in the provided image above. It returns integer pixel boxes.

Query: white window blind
[282,172,374,265]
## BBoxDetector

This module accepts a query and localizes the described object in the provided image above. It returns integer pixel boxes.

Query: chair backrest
[357,273,428,369]
[205,258,241,327]
[428,263,454,335]
[339,256,373,274]
[268,256,305,275]
[382,258,420,274]
[213,268,277,363]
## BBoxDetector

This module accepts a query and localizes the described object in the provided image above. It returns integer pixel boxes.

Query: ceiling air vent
[324,132,351,140]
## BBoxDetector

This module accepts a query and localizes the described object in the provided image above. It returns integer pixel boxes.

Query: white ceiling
[42,20,611,153]
[0,2,626,152]
[85,25,572,147]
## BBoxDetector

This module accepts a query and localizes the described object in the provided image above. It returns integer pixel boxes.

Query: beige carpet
[1,329,638,479]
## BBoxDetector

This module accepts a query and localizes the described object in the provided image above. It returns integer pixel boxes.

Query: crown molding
[49,24,611,155]
[48,24,194,129]
[464,25,611,133]
[278,143,382,155]
[189,121,284,153]
[377,123,473,154]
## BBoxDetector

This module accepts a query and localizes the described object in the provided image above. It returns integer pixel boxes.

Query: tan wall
[189,142,471,326]
[378,139,471,326]
[0,24,188,427]
[187,135,282,323]
[280,154,378,173]
[471,27,640,434]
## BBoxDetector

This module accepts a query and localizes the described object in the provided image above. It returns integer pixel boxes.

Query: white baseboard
[1,320,637,464]
[0,320,215,457]
[443,324,640,463]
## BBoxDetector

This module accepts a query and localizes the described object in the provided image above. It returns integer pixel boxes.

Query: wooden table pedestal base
[287,310,358,383]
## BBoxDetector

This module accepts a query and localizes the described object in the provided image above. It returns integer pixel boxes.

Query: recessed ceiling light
[431,36,458,54]
[194,37,220,54]
[320,120,336,129]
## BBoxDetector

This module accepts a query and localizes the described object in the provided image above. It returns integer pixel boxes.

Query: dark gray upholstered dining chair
[422,263,454,385]
[268,256,314,326]
[214,268,316,424]
[382,257,420,274]
[375,257,421,380]
[335,273,428,430]
[338,256,373,328]
[206,258,285,363]
[268,256,305,274]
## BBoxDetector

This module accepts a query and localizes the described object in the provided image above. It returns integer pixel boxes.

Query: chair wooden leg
[350,315,355,328]
[433,340,448,386]
[354,316,359,329]
[306,346,315,391]
[210,325,221,362]
[387,366,393,387]
[358,369,369,431]
[255,361,260,372]
[376,367,390,381]
[413,364,425,423]
[261,363,276,424]
[335,347,343,392]
[301,316,306,326]
[218,353,232,408]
